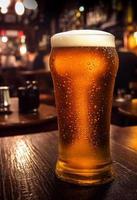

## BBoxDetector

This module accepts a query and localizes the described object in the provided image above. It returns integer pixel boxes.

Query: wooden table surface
[112,98,137,126]
[0,125,137,200]
[119,99,137,118]
[0,98,57,135]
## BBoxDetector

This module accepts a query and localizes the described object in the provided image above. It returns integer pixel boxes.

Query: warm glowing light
[133,32,137,45]
[0,0,10,8]
[126,32,137,49]
[1,36,8,43]
[21,35,26,43]
[76,11,81,18]
[20,44,27,55]
[18,31,24,37]
[15,1,25,16]
[79,6,84,12]
[133,32,137,38]
[23,0,38,10]
[1,7,8,14]
[131,99,137,104]
[14,140,31,167]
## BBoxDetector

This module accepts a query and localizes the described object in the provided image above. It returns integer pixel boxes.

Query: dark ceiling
[37,0,137,20]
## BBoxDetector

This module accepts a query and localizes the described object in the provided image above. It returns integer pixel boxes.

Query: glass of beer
[50,30,119,185]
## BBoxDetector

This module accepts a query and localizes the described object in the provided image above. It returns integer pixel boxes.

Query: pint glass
[50,30,119,185]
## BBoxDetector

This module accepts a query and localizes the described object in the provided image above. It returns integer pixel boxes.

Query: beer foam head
[51,30,115,47]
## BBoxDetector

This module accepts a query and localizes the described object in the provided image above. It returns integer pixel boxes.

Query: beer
[50,30,119,185]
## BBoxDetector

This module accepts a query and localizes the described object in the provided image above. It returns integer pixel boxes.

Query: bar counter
[0,125,137,200]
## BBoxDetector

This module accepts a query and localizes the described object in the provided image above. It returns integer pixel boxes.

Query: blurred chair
[129,81,137,98]
[0,67,25,96]
[114,49,137,94]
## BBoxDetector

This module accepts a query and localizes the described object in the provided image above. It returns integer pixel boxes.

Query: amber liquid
[50,47,118,185]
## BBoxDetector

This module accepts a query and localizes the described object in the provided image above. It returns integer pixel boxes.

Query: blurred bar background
[0,0,137,126]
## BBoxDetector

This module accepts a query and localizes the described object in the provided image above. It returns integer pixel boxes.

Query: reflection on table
[0,125,137,199]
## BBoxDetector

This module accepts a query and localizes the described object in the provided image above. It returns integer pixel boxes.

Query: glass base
[56,161,114,186]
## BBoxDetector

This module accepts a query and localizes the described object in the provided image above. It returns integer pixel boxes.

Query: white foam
[51,30,115,47]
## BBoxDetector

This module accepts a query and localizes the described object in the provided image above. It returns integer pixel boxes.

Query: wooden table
[116,99,137,126]
[112,98,137,126]
[0,125,137,200]
[119,99,137,118]
[0,98,57,135]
